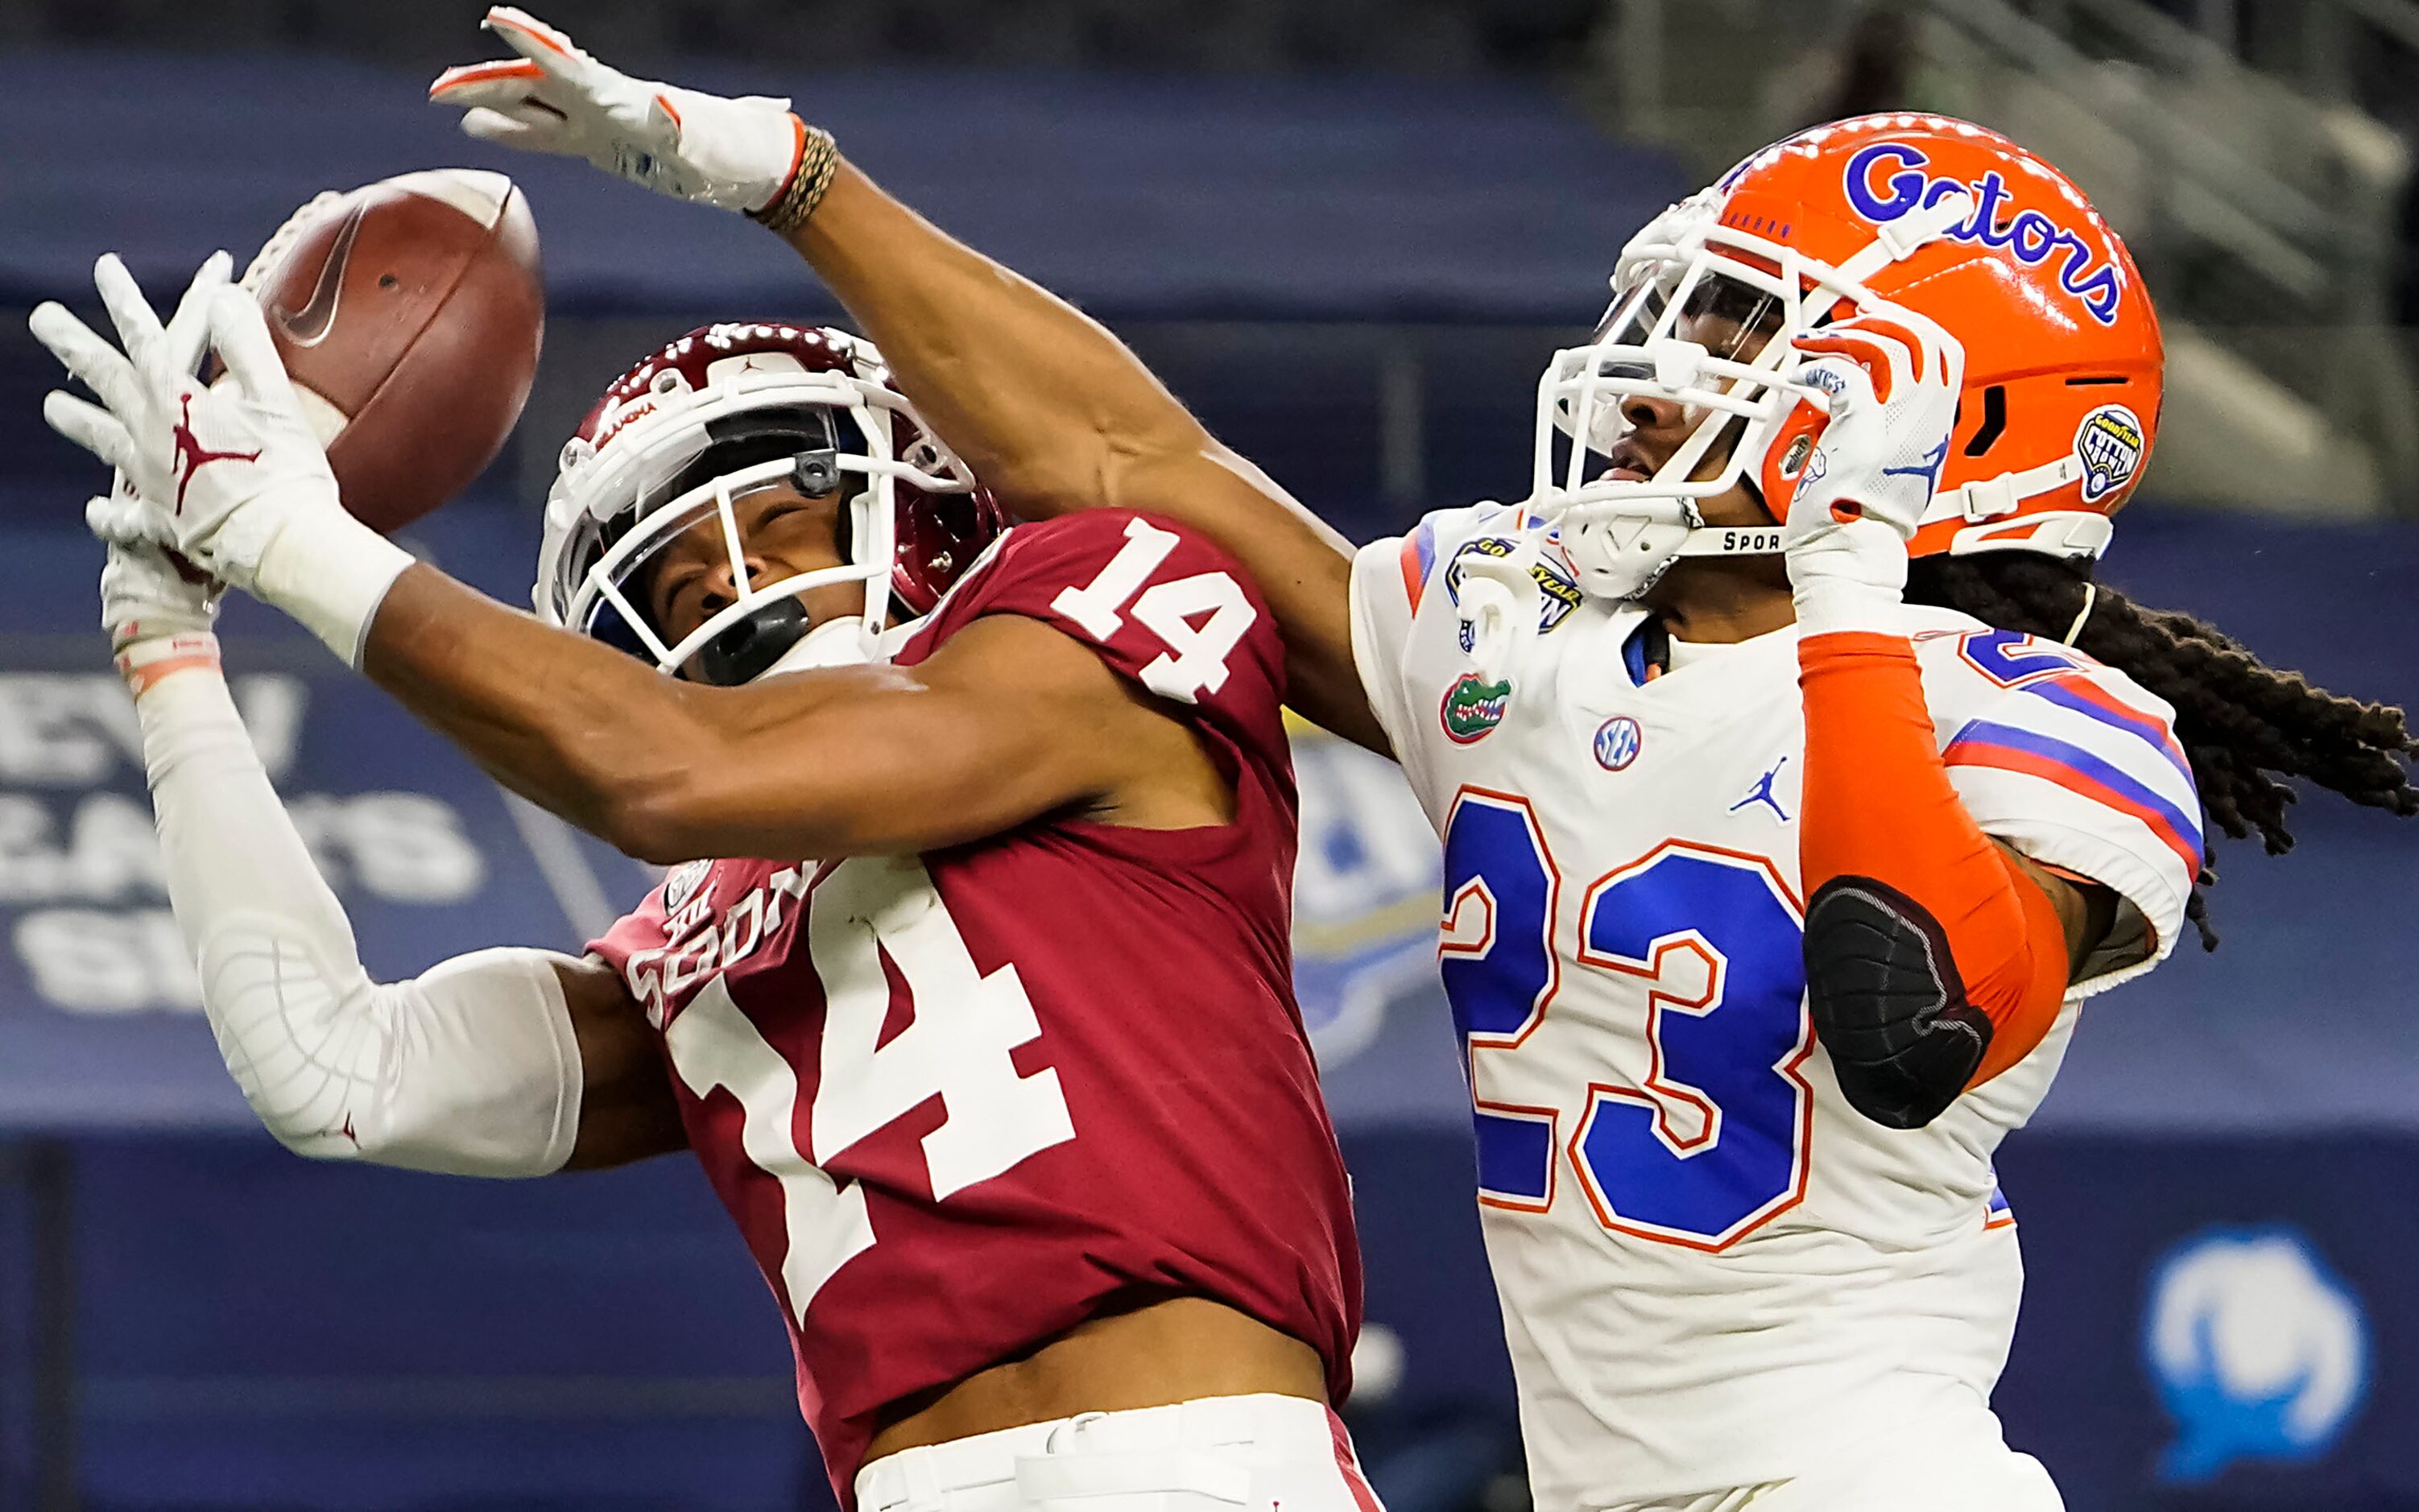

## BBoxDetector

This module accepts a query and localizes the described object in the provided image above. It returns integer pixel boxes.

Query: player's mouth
[1598,440,1661,483]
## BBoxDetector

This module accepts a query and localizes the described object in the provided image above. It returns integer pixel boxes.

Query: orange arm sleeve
[1798,631,2070,1086]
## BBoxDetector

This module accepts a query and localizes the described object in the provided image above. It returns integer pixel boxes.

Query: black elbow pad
[1802,876,1993,1130]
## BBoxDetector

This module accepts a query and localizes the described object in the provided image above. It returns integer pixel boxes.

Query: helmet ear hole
[1962,384,2008,457]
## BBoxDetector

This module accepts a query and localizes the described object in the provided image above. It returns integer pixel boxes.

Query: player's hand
[95,485,221,652]
[31,252,229,523]
[34,256,347,599]
[430,7,805,215]
[1767,305,1963,635]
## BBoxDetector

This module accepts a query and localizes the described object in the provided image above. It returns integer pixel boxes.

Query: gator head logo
[1441,673,1512,744]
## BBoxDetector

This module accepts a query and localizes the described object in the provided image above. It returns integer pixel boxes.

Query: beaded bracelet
[750,122,841,238]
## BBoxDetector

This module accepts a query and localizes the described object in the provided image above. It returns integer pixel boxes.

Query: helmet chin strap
[1670,517,1786,561]
[692,601,885,686]
[1559,488,1788,602]
[694,596,813,685]
[679,593,887,685]
[753,611,877,680]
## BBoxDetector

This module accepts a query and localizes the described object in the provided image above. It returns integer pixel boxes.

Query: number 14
[1051,518,1256,704]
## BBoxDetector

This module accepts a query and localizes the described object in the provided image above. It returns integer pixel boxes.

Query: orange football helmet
[1533,113,2163,600]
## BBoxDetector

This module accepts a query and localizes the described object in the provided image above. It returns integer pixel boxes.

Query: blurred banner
[1989,1134,2419,1512]
[0,518,656,1133]
[0,54,1690,326]
[10,504,2412,1137]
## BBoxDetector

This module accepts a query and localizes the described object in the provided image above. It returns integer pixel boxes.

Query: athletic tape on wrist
[117,632,222,696]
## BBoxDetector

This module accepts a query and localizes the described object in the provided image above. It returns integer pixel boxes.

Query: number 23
[1441,790,1814,1252]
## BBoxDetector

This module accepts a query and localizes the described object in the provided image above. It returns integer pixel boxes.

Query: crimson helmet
[534,321,1006,683]
[1532,113,2162,601]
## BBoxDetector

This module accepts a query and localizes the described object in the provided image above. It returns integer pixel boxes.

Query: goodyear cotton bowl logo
[1445,537,1581,654]
[2144,1225,2370,1483]
[1441,674,1511,743]
[1842,141,2123,326]
[2074,404,2144,505]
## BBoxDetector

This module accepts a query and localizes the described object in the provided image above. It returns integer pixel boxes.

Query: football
[242,168,544,532]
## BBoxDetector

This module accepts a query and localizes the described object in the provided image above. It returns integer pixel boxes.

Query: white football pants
[1611,1404,2064,1512]
[854,1394,1386,1512]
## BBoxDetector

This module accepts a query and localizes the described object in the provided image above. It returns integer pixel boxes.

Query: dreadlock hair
[1904,552,2419,951]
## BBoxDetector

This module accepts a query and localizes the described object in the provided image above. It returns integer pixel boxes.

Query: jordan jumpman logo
[1731,755,1792,823]
[170,393,260,514]
[1881,435,1950,494]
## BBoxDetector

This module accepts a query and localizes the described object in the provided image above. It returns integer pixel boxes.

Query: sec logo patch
[1594,715,1643,770]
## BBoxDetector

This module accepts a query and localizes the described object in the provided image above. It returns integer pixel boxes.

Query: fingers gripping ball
[242,169,544,532]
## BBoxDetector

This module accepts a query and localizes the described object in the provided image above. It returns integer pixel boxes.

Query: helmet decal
[2074,404,2147,505]
[1839,140,2124,324]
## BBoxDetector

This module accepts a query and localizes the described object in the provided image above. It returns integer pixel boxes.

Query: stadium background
[2,0,2416,1507]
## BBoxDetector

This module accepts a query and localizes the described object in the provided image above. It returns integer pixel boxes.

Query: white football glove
[430,6,805,215]
[31,255,413,665]
[1768,305,1964,637]
[32,253,227,527]
[95,485,220,653]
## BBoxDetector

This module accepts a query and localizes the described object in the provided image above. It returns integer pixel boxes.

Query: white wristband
[249,506,417,667]
[1788,518,1910,639]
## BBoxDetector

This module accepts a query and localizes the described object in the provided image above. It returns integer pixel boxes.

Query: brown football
[245,168,544,532]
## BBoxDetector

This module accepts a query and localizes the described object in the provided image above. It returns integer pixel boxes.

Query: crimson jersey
[589,510,1361,1498]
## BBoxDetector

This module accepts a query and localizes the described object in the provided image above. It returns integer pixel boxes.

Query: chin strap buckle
[1456,536,1544,686]
[1946,455,2082,522]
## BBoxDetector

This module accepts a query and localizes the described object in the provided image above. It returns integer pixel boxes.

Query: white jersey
[1349,503,2198,1510]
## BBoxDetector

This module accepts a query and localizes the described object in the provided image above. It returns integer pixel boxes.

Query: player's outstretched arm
[780,166,1369,721]
[1782,312,2117,1129]
[31,261,1205,857]
[427,9,1386,751]
[360,564,1213,863]
[104,537,684,1175]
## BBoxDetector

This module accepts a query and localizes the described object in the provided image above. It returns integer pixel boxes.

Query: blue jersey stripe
[1947,719,2206,857]
[2020,677,2194,787]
